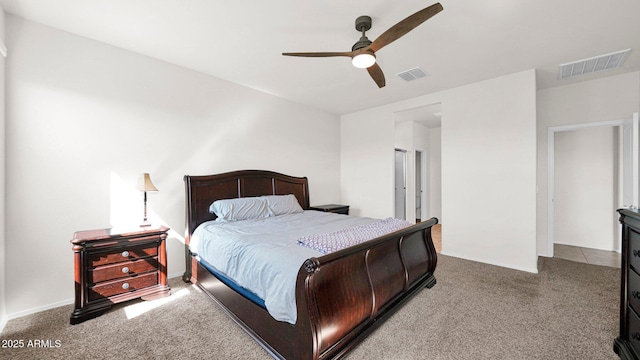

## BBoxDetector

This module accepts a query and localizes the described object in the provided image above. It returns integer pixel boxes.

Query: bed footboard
[294,217,438,360]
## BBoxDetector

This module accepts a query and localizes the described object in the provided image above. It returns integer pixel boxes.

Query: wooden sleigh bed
[183,170,438,359]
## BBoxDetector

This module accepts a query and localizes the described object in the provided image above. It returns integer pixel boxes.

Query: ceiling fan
[282,2,443,88]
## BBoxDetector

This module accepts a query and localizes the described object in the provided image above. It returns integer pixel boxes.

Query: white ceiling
[1,0,639,116]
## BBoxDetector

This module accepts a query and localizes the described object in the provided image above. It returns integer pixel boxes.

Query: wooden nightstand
[70,226,171,324]
[309,204,350,215]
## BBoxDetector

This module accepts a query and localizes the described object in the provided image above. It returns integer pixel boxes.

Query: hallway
[553,243,620,268]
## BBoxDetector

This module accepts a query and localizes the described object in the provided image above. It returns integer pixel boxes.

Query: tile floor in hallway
[553,243,621,268]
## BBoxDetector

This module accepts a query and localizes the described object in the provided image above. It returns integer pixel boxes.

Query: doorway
[395,149,407,220]
[547,114,639,257]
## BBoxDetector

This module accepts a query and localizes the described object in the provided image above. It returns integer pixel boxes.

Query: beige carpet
[1,254,620,359]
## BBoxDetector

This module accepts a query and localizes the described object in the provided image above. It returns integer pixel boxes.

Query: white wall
[440,70,537,272]
[554,126,618,250]
[342,69,538,273]
[341,110,395,219]
[0,7,6,332]
[536,71,640,256]
[4,16,341,317]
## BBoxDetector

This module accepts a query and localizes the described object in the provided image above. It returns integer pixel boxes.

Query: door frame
[394,148,407,220]
[415,148,428,222]
[547,114,638,257]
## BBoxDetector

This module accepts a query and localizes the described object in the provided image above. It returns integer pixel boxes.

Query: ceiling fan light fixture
[282,3,444,88]
[352,53,376,69]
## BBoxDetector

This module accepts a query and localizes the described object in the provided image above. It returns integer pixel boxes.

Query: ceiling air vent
[397,67,428,82]
[558,48,631,80]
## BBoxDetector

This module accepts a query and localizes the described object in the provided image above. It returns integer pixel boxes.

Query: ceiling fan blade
[282,51,353,58]
[369,2,443,53]
[367,63,386,88]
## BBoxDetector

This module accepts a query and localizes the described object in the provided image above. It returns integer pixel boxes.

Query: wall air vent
[558,48,631,80]
[397,67,428,82]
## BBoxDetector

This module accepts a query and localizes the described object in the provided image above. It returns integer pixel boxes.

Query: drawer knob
[633,291,640,299]
[122,267,130,274]
[634,250,640,257]
[122,283,130,290]
[121,251,130,258]
[633,333,640,341]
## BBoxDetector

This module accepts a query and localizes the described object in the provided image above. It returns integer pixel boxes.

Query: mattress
[190,210,379,324]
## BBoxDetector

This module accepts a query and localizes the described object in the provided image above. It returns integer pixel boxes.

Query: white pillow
[263,194,304,216]
[209,197,270,222]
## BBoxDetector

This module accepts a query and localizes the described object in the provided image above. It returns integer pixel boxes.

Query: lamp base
[140,221,152,227]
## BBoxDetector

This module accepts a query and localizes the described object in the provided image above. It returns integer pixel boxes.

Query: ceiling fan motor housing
[355,15,372,32]
[352,37,372,51]
[352,15,373,51]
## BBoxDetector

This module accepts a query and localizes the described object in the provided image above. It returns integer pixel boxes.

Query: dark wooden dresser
[616,208,640,359]
[70,226,171,324]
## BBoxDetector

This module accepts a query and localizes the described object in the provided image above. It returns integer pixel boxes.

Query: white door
[395,149,406,220]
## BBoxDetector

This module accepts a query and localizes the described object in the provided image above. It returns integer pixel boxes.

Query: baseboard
[2,272,185,332]
[5,298,74,325]
[440,250,539,274]
[0,314,7,334]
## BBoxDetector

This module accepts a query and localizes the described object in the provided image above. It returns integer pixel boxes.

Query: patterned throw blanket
[297,217,413,254]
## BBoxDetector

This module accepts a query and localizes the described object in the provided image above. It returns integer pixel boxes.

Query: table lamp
[136,173,158,227]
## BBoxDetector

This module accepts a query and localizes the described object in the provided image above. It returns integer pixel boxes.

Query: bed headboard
[183,169,310,242]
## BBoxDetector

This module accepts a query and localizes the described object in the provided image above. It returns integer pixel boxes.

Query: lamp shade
[136,173,158,192]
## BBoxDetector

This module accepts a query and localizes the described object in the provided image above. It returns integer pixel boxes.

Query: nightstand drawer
[90,243,158,267]
[90,256,158,283]
[629,228,640,272]
[628,306,640,356]
[89,272,158,301]
[630,269,640,316]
